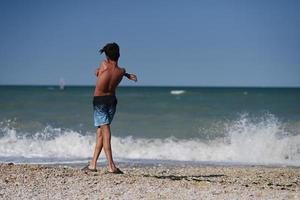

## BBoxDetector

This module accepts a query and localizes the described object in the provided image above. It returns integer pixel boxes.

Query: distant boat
[59,78,65,90]
[170,90,185,95]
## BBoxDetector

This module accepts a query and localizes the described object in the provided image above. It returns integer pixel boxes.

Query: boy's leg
[101,124,118,171]
[90,127,103,169]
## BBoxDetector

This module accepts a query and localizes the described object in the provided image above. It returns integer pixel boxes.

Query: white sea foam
[0,115,299,166]
[170,90,185,95]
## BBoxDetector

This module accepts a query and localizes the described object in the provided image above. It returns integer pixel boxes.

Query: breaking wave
[0,115,299,166]
[170,90,185,95]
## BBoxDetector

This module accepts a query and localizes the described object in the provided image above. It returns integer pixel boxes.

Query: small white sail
[59,78,65,90]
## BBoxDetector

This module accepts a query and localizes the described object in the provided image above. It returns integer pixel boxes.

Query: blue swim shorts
[93,95,117,127]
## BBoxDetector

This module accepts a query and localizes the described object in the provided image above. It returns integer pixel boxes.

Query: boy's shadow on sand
[142,174,225,182]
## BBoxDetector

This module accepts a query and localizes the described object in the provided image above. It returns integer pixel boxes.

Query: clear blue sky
[0,0,299,87]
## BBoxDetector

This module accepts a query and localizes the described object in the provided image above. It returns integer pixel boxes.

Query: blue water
[0,86,300,166]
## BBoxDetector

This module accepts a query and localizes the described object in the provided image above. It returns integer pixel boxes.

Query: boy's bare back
[94,60,125,96]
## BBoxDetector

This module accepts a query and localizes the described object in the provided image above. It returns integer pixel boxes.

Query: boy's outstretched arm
[124,72,137,82]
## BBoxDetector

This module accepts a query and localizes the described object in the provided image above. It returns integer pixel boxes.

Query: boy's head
[99,42,120,61]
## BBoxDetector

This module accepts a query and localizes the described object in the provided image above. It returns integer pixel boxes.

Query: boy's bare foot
[82,163,97,172]
[107,167,123,174]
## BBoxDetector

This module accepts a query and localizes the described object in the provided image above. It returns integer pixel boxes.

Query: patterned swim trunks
[93,95,117,127]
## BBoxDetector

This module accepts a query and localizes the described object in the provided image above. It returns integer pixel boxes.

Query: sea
[0,86,299,167]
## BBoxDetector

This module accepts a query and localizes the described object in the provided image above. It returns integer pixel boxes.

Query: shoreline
[1,158,300,169]
[1,162,299,199]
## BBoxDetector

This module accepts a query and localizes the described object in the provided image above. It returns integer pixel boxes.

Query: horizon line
[0,84,300,89]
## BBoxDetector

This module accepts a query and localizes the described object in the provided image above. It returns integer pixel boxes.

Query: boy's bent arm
[95,61,108,77]
[95,68,100,77]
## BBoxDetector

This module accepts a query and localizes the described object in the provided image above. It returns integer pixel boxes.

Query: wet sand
[0,163,299,199]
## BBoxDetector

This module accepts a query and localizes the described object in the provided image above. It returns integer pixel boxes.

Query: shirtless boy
[83,42,137,173]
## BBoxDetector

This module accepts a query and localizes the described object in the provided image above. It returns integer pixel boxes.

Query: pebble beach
[0,163,299,200]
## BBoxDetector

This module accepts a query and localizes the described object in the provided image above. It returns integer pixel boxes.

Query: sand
[0,162,299,200]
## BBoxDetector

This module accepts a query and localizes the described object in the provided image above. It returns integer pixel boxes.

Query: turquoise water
[0,86,300,166]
